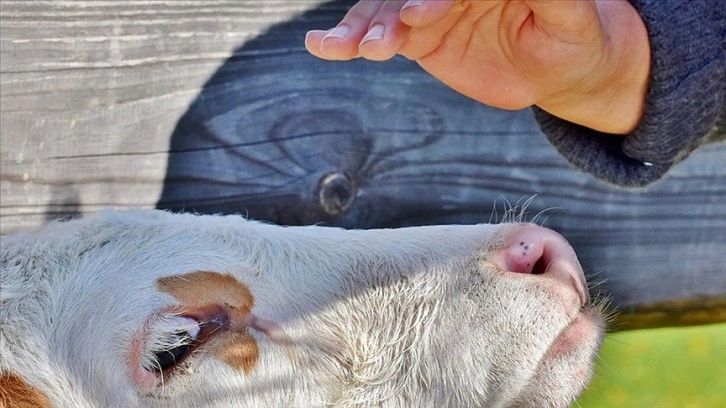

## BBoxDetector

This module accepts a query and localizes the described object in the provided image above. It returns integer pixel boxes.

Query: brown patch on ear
[0,372,52,408]
[156,271,259,373]
[208,332,260,374]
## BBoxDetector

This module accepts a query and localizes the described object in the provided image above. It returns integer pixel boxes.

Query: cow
[0,209,604,407]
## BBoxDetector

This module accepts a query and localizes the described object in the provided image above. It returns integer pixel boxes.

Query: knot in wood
[317,172,356,216]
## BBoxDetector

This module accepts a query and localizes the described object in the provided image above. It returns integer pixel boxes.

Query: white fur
[0,210,603,407]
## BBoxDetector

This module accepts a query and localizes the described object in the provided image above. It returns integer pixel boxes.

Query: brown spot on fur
[0,372,52,408]
[156,271,259,373]
[208,332,260,374]
[157,271,254,315]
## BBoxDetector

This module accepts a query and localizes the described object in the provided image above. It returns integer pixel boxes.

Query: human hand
[305,0,650,134]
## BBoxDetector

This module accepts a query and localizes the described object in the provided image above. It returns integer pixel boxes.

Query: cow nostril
[493,224,590,305]
[531,254,549,275]
[498,237,547,275]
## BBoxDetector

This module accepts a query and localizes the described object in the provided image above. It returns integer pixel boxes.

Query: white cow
[0,210,604,407]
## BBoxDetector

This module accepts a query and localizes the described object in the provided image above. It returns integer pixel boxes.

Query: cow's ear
[0,372,52,408]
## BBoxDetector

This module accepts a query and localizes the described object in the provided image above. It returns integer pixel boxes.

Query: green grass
[576,323,726,408]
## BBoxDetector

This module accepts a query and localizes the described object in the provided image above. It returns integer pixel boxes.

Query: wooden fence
[2,0,724,330]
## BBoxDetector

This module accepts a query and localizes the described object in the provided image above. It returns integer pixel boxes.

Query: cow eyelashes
[144,316,201,373]
[147,330,194,373]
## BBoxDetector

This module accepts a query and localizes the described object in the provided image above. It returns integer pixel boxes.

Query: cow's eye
[148,330,194,372]
[144,317,200,373]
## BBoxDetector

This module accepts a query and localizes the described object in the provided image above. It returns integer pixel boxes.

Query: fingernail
[360,24,385,45]
[323,24,350,40]
[401,0,424,12]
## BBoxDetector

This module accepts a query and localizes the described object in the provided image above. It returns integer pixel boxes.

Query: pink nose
[493,224,590,306]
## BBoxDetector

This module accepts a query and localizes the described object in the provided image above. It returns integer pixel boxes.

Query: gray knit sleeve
[532,0,725,187]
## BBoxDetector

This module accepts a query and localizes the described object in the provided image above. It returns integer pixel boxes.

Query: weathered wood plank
[1,0,725,330]
[1,0,324,228]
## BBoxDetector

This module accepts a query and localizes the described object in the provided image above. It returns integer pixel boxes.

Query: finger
[315,0,386,61]
[358,0,411,61]
[399,0,458,28]
[304,29,332,59]
[397,1,469,60]
[525,0,598,37]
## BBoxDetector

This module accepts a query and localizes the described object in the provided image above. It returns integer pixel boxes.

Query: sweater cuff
[534,0,724,187]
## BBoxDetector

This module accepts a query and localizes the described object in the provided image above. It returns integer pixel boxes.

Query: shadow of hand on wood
[155,0,550,228]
